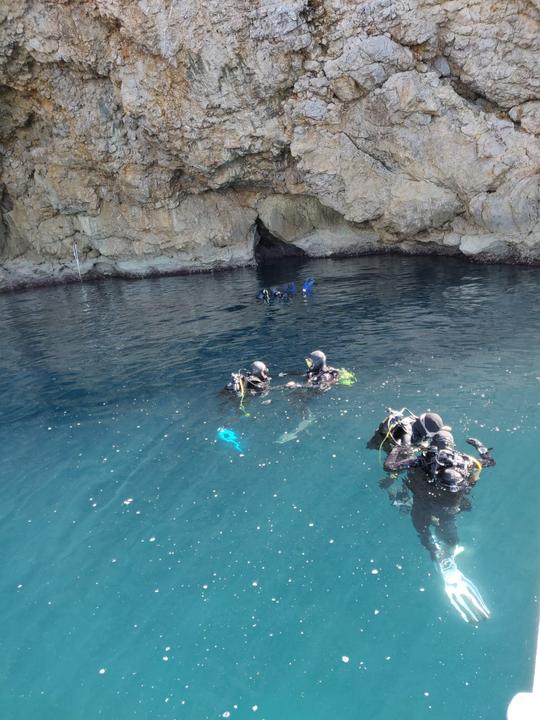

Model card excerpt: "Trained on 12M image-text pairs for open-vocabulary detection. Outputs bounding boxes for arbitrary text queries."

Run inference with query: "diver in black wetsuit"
[305,350,340,389]
[284,350,340,391]
[226,361,271,396]
[383,430,495,560]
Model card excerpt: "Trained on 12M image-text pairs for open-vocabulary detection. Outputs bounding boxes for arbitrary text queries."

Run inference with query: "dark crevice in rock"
[253,218,307,265]
[342,131,395,172]
[446,76,515,122]
[300,0,334,61]
[0,185,13,257]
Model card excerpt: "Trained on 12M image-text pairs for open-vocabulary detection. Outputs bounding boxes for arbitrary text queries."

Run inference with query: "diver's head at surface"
[413,412,448,439]
[251,361,269,380]
[306,350,326,371]
[431,430,455,450]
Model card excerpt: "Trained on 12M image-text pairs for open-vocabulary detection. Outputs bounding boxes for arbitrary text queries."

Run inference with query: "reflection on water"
[0,255,539,720]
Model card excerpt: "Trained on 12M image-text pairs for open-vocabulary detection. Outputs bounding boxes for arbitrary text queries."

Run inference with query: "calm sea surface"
[0,256,538,720]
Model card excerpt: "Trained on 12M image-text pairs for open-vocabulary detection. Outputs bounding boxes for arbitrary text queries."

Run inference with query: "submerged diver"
[226,361,271,396]
[306,350,340,388]
[277,350,354,443]
[381,429,495,623]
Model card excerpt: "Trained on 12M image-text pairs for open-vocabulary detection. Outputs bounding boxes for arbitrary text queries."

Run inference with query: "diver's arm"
[383,445,419,473]
[466,437,496,467]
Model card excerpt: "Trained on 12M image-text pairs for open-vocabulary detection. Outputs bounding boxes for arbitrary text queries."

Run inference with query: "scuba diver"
[256,278,315,304]
[256,283,296,303]
[367,407,450,452]
[226,361,271,396]
[306,350,340,388]
[277,350,355,443]
[285,350,340,391]
[381,429,495,623]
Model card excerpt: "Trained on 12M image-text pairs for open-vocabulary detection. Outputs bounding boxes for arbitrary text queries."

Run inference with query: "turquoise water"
[0,256,538,720]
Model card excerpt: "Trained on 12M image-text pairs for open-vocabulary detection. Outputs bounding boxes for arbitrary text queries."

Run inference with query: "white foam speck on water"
[252,706,258,712]
[98,668,107,675]
[371,569,379,575]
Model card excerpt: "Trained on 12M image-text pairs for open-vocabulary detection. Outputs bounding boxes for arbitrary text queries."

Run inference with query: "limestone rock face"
[1,0,539,289]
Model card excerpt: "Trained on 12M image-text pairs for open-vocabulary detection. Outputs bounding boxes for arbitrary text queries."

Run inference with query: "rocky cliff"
[1,0,539,289]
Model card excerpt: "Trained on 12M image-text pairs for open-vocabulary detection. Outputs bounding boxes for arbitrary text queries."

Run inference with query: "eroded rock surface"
[1,0,539,289]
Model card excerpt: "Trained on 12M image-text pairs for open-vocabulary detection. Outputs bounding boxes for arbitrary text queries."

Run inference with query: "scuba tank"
[227,372,243,394]
[379,407,412,444]
[424,447,470,489]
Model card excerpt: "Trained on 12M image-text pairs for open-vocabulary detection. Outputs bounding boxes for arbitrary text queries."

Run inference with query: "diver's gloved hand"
[439,558,491,624]
[466,437,496,466]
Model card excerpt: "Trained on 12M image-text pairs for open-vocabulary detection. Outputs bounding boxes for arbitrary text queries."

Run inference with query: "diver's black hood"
[431,430,456,450]
[411,412,445,439]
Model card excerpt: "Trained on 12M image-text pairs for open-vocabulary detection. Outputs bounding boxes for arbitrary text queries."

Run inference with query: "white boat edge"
[507,601,540,719]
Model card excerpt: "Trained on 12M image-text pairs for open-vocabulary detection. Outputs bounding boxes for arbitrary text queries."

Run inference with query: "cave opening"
[253,218,307,265]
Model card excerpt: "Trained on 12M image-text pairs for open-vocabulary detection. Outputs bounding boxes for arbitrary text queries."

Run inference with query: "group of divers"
[225,351,495,624]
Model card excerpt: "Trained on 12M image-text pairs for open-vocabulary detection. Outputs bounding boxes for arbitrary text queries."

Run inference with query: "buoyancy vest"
[425,448,472,491]
[307,366,340,386]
